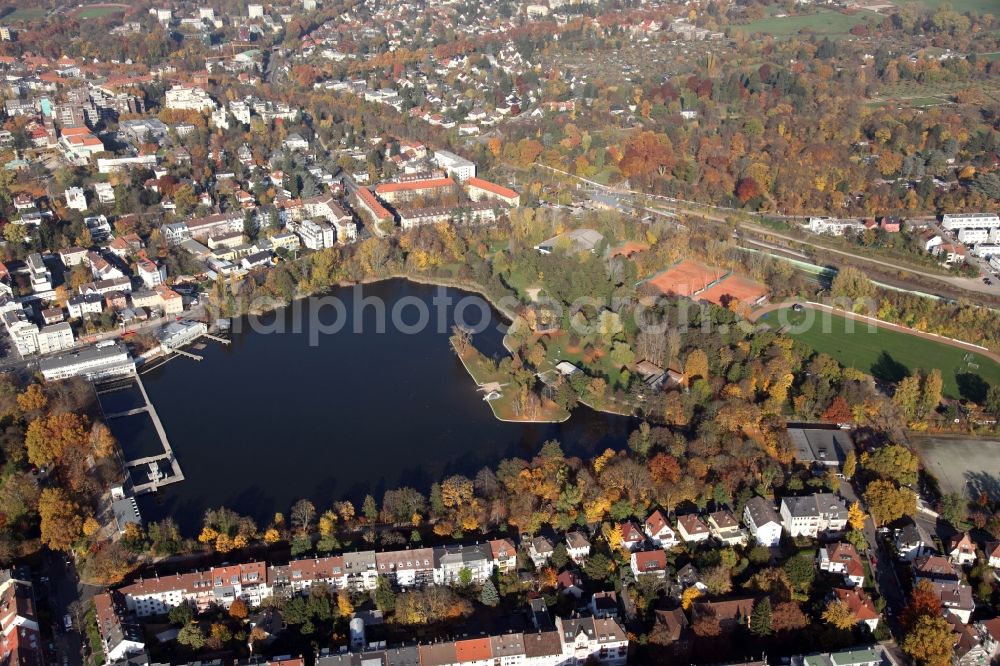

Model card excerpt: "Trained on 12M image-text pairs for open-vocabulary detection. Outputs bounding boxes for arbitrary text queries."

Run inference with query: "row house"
[374,177,456,204]
[490,539,518,573]
[0,569,43,666]
[93,591,145,663]
[375,548,435,587]
[317,617,627,666]
[434,543,492,585]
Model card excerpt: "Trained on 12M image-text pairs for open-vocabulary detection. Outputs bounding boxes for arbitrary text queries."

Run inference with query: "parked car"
[63,614,72,630]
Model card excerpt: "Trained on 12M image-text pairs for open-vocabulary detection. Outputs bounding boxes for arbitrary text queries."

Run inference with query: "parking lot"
[912,435,1000,500]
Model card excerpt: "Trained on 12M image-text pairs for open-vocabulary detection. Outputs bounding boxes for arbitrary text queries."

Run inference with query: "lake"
[135,279,635,533]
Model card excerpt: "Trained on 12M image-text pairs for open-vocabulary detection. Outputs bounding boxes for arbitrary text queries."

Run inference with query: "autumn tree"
[822,600,858,629]
[772,601,809,632]
[38,488,83,551]
[684,349,709,381]
[902,615,954,666]
[229,598,249,620]
[864,479,916,525]
[862,444,919,486]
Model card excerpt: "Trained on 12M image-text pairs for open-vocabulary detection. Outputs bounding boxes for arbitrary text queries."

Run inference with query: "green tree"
[168,602,194,626]
[375,575,396,612]
[480,579,500,607]
[177,624,206,649]
[750,598,772,636]
[783,552,815,594]
[863,444,919,486]
[363,494,379,522]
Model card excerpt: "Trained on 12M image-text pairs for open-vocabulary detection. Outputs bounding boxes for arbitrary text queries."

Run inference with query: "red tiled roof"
[374,177,454,194]
[466,177,518,199]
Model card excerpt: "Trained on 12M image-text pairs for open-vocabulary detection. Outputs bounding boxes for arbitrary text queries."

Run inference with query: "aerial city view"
[0,0,999,664]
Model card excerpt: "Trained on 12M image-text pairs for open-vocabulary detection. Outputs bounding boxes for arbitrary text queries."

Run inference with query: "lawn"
[77,5,125,19]
[895,0,999,14]
[4,7,45,21]
[760,307,1000,401]
[733,9,880,39]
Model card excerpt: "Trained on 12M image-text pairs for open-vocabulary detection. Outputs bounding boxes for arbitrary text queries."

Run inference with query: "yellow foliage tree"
[681,587,702,610]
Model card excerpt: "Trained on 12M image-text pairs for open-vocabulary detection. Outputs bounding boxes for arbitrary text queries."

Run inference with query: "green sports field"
[77,6,125,19]
[733,9,880,39]
[760,308,1000,401]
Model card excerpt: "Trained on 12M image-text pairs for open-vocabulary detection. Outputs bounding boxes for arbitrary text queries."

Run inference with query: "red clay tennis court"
[646,259,726,296]
[697,275,769,307]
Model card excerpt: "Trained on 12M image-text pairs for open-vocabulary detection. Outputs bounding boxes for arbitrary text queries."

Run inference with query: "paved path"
[750,300,1000,364]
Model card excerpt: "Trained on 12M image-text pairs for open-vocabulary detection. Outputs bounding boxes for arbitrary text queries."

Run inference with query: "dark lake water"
[136,279,636,533]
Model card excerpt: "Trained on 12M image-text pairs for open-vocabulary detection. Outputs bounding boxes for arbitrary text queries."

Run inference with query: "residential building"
[690,598,755,635]
[941,213,1000,231]
[527,536,555,568]
[165,86,216,112]
[744,497,783,547]
[895,519,934,562]
[433,149,476,181]
[535,228,604,255]
[293,219,336,250]
[95,182,115,204]
[630,550,667,579]
[36,322,74,354]
[154,285,183,316]
[556,617,628,666]
[466,176,520,207]
[59,246,88,267]
[489,539,518,574]
[565,532,591,564]
[374,177,456,204]
[137,259,165,289]
[65,186,88,211]
[619,521,645,551]
[791,645,890,666]
[374,548,434,588]
[644,510,678,548]
[0,569,43,666]
[93,591,145,663]
[590,591,619,619]
[948,533,977,566]
[913,555,961,583]
[708,510,747,546]
[832,588,879,632]
[780,493,849,538]
[818,543,866,587]
[677,514,711,543]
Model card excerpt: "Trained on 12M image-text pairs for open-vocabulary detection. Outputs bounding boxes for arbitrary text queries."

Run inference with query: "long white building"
[942,213,1000,231]
[39,341,135,381]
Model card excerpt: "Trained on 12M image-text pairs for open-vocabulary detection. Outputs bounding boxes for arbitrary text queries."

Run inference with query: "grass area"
[733,9,879,38]
[762,307,1000,400]
[4,7,45,21]
[895,0,999,14]
[982,52,1000,62]
[77,5,124,18]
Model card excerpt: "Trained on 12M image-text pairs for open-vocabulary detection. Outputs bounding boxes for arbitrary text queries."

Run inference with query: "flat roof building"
[39,341,134,381]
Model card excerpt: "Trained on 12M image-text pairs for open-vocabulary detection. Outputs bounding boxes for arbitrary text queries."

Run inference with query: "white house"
[65,187,87,211]
[644,510,678,549]
[743,497,782,547]
[780,493,849,538]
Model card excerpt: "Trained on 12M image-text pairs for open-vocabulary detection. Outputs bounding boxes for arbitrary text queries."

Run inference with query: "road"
[41,549,102,666]
[740,222,1000,298]
[533,162,1000,303]
[840,480,906,635]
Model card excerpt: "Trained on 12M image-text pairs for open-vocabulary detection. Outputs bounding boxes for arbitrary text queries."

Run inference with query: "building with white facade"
[942,213,1000,231]
[433,149,476,181]
[165,86,216,112]
[743,496,783,547]
[780,493,849,538]
[39,341,134,381]
[65,187,87,211]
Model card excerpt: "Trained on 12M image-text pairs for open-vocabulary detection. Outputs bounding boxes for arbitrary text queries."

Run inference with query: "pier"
[96,373,184,495]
